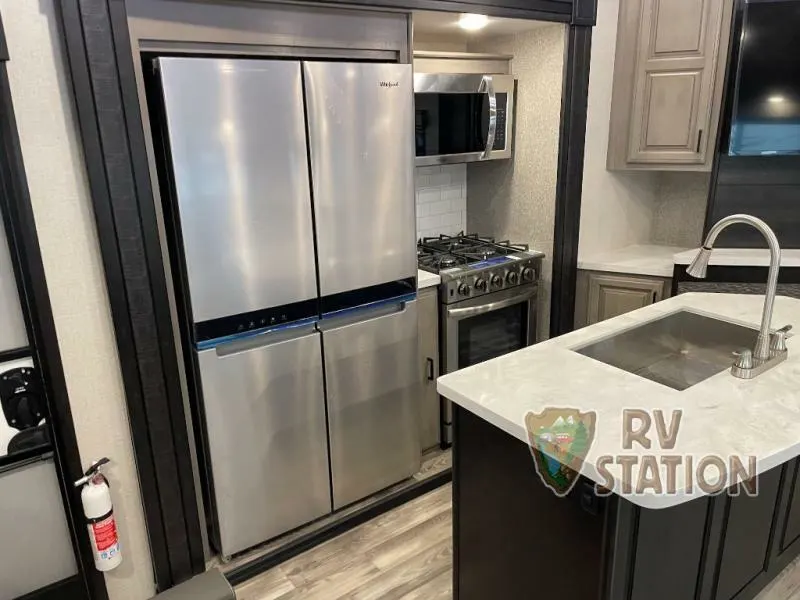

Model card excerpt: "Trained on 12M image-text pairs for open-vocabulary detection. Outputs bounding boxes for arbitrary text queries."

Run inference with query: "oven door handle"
[447,287,535,320]
[479,75,497,160]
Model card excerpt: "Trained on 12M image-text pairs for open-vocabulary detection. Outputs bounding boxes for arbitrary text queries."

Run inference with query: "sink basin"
[574,310,759,390]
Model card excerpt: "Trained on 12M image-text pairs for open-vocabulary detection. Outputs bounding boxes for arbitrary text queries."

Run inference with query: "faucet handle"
[772,325,791,353]
[733,349,754,370]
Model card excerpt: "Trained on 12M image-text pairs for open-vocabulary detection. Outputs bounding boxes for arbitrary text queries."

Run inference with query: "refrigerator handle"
[213,322,318,357]
[318,294,416,331]
[480,75,497,159]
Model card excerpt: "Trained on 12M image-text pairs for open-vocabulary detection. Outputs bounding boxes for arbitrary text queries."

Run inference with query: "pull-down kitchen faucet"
[686,214,789,378]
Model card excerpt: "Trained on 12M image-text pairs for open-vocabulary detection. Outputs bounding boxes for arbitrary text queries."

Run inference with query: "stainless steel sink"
[574,310,759,391]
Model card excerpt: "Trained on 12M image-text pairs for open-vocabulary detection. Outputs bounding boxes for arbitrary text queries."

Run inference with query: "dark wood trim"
[56,0,203,590]
[225,469,453,586]
[550,24,593,337]
[57,0,594,591]
[0,345,31,363]
[14,575,85,600]
[0,13,108,600]
[0,448,53,474]
[572,0,598,25]
[0,13,7,62]
[286,0,573,21]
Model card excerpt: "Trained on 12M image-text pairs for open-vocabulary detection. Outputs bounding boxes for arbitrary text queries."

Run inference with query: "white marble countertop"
[438,293,800,509]
[418,269,440,290]
[578,244,689,278]
[674,248,800,267]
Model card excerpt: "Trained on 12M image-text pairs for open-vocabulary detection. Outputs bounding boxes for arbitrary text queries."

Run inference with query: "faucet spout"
[686,214,781,361]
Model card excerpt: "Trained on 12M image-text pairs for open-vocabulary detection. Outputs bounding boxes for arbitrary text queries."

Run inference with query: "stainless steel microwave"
[414,73,515,166]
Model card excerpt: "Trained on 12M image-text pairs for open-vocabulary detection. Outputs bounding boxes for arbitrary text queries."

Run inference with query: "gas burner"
[418,232,536,274]
[439,256,458,268]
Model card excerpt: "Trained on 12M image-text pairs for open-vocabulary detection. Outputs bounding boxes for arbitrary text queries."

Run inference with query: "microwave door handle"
[479,75,497,160]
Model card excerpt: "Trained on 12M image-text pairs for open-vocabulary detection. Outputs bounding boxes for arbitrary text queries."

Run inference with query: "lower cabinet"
[713,468,782,600]
[417,287,440,451]
[575,270,671,327]
[781,461,800,552]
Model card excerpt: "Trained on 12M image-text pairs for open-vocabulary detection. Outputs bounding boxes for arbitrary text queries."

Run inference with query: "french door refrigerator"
[149,57,420,558]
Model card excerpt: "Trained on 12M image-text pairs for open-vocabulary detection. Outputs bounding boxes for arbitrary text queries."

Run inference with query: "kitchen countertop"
[578,244,688,278]
[438,292,800,509]
[674,248,800,267]
[417,269,440,290]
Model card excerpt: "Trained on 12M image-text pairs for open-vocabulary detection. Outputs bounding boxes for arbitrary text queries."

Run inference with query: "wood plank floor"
[235,482,800,600]
[218,449,451,572]
[235,485,453,600]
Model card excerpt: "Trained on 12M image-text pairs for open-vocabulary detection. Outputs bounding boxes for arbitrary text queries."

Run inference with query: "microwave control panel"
[493,93,508,151]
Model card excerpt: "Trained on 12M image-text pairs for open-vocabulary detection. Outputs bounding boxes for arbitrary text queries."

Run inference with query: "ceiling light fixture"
[768,95,785,103]
[458,13,489,31]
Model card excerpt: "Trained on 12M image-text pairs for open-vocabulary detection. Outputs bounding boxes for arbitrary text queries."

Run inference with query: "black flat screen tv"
[728,0,800,156]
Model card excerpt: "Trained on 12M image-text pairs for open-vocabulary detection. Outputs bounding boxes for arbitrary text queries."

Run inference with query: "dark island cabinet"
[452,405,800,600]
[712,469,782,600]
[781,461,800,552]
[628,499,711,600]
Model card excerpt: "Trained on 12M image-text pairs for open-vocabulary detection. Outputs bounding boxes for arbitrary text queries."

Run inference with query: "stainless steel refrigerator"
[148,57,421,557]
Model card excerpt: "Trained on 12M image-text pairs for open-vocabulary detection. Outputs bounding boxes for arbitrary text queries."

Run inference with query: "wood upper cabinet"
[608,0,734,171]
[575,271,671,327]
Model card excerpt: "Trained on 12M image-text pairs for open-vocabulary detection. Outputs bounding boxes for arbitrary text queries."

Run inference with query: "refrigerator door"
[197,324,331,556]
[320,299,421,509]
[156,57,316,324]
[303,62,416,298]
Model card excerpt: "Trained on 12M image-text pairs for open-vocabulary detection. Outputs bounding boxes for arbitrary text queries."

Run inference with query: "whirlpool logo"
[379,81,400,88]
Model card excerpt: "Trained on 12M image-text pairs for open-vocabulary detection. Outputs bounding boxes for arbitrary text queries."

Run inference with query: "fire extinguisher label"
[91,515,118,552]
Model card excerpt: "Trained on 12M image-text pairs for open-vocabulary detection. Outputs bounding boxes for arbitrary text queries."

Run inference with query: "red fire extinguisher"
[74,457,123,571]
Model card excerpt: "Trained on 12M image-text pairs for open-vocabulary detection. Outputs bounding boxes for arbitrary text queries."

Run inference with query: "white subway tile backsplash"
[417,166,440,177]
[417,188,441,204]
[441,184,464,202]
[415,164,467,238]
[429,199,451,216]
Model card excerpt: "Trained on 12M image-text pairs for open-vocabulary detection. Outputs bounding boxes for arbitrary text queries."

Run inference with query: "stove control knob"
[491,274,503,288]
[474,278,487,291]
[506,271,519,285]
[522,267,535,282]
[458,283,471,296]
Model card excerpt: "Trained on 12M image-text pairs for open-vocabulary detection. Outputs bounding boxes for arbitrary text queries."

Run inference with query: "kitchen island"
[438,293,800,600]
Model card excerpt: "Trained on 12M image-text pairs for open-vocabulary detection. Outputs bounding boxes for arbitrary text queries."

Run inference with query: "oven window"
[458,301,527,369]
[415,92,507,157]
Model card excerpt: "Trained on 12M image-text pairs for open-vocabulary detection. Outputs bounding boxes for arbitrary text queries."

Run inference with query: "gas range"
[418,233,545,304]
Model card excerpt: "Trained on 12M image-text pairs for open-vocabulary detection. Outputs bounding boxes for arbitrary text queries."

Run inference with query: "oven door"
[440,282,537,444]
[414,73,514,166]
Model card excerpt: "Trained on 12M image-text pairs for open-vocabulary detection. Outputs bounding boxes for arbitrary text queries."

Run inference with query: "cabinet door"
[715,468,781,600]
[627,0,727,166]
[417,288,440,451]
[780,460,800,552]
[586,273,665,325]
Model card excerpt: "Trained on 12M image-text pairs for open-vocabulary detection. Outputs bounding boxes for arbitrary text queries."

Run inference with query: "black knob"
[458,283,471,296]
[491,274,503,288]
[475,278,487,291]
[506,271,519,285]
[522,267,535,281]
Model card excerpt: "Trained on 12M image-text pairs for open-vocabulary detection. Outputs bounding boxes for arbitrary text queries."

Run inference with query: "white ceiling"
[412,10,550,40]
